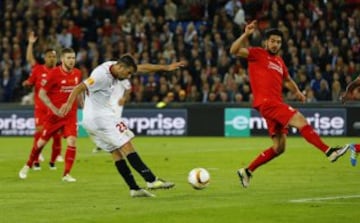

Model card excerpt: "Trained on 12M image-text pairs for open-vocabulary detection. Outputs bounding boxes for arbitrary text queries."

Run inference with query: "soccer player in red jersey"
[22,31,63,170]
[229,20,350,188]
[19,48,82,182]
[341,75,360,166]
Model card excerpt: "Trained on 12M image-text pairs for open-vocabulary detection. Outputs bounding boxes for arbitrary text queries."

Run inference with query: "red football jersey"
[26,63,53,112]
[42,65,82,116]
[247,47,289,107]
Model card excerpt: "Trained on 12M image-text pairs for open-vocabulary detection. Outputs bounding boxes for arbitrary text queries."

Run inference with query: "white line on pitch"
[289,195,360,203]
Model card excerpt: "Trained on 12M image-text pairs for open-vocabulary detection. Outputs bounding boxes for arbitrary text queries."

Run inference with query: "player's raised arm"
[26,31,38,67]
[137,61,185,74]
[229,20,257,58]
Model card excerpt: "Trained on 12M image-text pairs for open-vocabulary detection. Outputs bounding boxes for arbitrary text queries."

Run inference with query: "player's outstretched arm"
[284,76,306,103]
[137,61,185,74]
[59,83,87,117]
[26,31,38,67]
[229,20,256,57]
[341,76,360,104]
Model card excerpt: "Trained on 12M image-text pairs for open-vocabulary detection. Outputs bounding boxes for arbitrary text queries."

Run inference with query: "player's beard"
[267,48,279,55]
[64,63,74,71]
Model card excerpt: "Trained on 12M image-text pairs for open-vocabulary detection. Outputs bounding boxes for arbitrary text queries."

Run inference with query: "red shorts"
[256,101,297,136]
[41,113,77,141]
[34,107,48,127]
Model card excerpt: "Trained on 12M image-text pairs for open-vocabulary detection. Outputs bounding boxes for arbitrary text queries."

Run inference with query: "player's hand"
[167,61,186,71]
[118,97,126,106]
[59,103,71,117]
[340,92,352,104]
[295,91,306,103]
[22,80,31,87]
[244,20,257,36]
[28,31,38,44]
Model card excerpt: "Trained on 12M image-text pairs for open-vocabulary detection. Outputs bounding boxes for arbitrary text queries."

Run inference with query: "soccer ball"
[188,168,210,190]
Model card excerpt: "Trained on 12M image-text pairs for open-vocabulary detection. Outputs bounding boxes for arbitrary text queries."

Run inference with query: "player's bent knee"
[67,136,77,147]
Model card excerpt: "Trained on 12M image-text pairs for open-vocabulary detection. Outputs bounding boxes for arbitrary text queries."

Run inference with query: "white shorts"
[83,116,135,152]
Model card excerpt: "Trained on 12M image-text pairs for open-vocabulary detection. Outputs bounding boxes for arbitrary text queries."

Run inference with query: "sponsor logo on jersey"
[86,78,95,86]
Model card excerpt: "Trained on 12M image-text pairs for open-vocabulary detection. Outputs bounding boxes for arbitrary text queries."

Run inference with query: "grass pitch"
[1,136,359,223]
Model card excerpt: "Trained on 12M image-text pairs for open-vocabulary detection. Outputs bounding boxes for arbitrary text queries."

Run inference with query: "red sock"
[299,124,329,152]
[33,131,41,164]
[354,144,360,153]
[26,143,44,167]
[248,147,279,172]
[50,133,62,163]
[63,146,76,176]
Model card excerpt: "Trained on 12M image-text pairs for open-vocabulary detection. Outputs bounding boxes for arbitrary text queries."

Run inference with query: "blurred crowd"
[0,0,359,104]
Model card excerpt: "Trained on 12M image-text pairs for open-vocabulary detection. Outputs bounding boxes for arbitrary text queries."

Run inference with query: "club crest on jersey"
[86,78,95,85]
[61,80,66,84]
[267,61,283,75]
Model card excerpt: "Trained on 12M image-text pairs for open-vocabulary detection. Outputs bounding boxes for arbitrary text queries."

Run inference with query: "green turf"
[0,136,359,223]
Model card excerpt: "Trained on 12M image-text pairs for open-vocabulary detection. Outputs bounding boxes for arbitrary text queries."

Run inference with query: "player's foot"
[349,144,358,166]
[92,147,102,153]
[130,189,155,197]
[19,165,30,179]
[326,145,350,162]
[39,153,45,162]
[49,162,57,170]
[33,163,41,171]
[62,174,76,182]
[56,155,64,162]
[146,178,175,190]
[237,168,252,188]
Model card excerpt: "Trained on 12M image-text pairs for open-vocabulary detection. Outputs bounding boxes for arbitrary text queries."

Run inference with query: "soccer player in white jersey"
[60,55,183,197]
[91,80,131,153]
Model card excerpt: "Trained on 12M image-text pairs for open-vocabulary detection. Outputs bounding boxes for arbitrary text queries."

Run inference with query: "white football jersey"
[83,61,119,120]
[110,79,131,118]
[81,61,135,152]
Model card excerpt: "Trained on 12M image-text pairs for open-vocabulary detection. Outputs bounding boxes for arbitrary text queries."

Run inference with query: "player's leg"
[19,136,49,179]
[62,117,78,182]
[62,135,77,182]
[120,141,174,190]
[32,129,43,170]
[112,149,155,197]
[49,131,63,170]
[238,132,286,188]
[32,121,45,170]
[289,111,349,162]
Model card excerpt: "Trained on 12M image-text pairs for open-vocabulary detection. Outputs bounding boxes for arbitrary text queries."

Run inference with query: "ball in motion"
[188,168,210,190]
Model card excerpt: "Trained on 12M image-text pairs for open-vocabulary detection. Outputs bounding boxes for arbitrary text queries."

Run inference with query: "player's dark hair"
[60,48,75,56]
[118,54,137,73]
[44,48,56,54]
[264,28,283,40]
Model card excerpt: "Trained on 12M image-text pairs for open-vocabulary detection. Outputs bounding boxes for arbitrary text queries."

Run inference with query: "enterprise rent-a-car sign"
[225,108,346,137]
[122,109,187,136]
[1,109,187,137]
[77,109,188,137]
[0,111,35,136]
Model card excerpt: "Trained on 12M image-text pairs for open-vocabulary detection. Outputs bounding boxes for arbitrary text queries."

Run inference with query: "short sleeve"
[42,68,56,91]
[121,79,131,90]
[247,47,264,61]
[84,71,108,92]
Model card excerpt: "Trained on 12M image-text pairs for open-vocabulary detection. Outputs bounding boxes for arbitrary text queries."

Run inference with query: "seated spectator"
[315,79,331,101]
[0,69,16,102]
